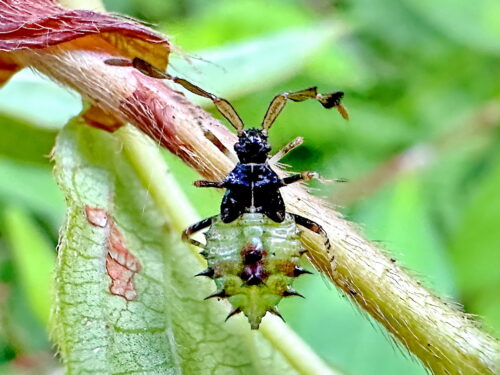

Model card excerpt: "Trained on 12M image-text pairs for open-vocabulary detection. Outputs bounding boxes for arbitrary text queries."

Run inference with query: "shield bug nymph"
[106,57,348,329]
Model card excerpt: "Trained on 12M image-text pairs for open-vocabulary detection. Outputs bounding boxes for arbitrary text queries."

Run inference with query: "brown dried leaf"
[82,105,124,132]
[0,0,169,84]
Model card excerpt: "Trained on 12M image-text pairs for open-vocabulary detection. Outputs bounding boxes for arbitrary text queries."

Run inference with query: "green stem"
[117,125,342,375]
[15,1,499,373]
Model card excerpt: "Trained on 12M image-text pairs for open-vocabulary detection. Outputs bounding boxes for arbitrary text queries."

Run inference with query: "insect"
[106,57,348,329]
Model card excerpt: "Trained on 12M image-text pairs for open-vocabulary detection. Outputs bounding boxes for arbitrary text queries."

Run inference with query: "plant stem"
[10,7,500,375]
[117,125,342,375]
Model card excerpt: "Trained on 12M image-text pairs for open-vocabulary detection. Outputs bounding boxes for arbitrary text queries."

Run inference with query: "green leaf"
[450,152,500,332]
[0,69,82,129]
[404,0,500,54]
[284,276,428,375]
[164,0,312,50]
[0,225,52,356]
[285,174,454,375]
[3,205,55,326]
[0,157,64,228]
[355,174,456,296]
[0,113,57,165]
[170,24,345,103]
[51,118,322,375]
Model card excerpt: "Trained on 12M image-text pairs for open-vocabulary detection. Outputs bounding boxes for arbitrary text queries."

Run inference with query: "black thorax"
[219,128,286,223]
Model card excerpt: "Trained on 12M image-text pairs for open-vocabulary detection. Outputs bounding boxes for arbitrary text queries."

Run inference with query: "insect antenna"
[105,57,245,132]
[261,87,348,131]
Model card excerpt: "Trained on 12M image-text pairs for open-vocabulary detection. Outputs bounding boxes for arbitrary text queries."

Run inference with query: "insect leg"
[193,180,224,188]
[290,213,331,250]
[105,57,244,131]
[261,87,348,131]
[182,216,217,248]
[282,171,319,185]
[269,137,303,164]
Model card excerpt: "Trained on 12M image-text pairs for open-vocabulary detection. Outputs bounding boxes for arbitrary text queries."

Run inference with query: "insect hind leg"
[290,213,331,250]
[182,216,217,248]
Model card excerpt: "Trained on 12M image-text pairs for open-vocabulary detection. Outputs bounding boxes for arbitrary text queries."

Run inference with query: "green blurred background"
[0,0,499,373]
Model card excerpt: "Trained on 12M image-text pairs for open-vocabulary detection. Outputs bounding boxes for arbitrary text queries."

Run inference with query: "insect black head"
[234,128,271,163]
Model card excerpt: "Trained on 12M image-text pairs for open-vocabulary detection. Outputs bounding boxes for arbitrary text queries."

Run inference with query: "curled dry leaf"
[0,0,169,131]
[0,0,169,85]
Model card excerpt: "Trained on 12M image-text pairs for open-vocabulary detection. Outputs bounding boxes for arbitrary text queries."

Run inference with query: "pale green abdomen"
[204,213,304,329]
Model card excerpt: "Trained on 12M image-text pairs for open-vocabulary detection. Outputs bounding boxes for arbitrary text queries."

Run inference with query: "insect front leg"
[182,216,217,248]
[282,171,320,185]
[193,180,225,188]
[261,87,348,131]
[290,213,331,250]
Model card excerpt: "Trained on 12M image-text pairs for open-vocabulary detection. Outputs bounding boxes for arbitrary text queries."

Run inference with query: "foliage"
[0,0,499,374]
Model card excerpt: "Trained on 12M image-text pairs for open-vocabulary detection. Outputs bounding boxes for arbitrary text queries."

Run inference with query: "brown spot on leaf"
[85,206,108,228]
[85,205,141,301]
[106,222,141,301]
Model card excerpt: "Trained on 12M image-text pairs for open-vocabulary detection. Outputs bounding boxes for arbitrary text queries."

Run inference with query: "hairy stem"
[11,27,500,375]
[117,126,342,375]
